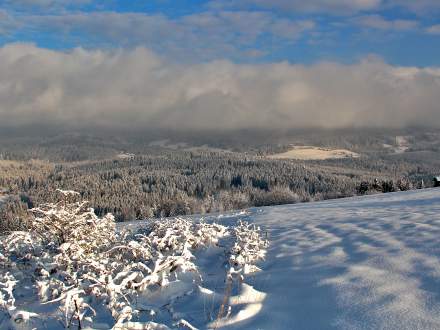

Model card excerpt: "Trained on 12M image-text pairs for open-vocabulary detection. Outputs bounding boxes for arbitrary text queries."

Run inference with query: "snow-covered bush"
[229,221,268,276]
[0,190,267,329]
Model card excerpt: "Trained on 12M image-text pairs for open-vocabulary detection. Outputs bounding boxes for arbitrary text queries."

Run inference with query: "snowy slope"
[207,188,440,329]
[2,188,440,329]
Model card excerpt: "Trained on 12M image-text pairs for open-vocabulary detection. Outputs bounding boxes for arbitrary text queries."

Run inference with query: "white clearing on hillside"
[117,153,136,160]
[383,136,411,154]
[395,136,410,153]
[268,146,360,160]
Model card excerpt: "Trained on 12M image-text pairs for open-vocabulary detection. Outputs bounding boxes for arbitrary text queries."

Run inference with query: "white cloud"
[3,0,91,9]
[270,19,316,41]
[426,24,440,35]
[7,11,314,61]
[263,0,381,13]
[386,0,440,14]
[1,44,439,131]
[212,0,440,15]
[210,0,382,14]
[0,10,21,36]
[353,15,419,30]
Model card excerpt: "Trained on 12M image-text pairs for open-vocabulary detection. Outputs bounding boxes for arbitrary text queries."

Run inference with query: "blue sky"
[1,0,439,66]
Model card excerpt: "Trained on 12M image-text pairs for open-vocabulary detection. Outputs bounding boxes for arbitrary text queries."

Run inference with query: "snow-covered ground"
[208,188,440,329]
[2,188,440,329]
[0,193,267,329]
[383,135,411,154]
[267,146,359,160]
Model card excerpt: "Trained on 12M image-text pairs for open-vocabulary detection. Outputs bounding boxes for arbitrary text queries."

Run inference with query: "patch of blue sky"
[0,0,438,65]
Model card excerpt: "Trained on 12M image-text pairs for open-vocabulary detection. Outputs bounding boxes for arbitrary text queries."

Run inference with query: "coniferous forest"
[1,128,439,225]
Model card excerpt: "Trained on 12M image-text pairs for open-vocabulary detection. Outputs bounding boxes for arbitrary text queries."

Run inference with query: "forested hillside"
[1,129,439,223]
[0,152,435,223]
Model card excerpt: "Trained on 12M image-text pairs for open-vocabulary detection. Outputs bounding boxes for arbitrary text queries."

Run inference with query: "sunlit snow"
[2,188,440,329]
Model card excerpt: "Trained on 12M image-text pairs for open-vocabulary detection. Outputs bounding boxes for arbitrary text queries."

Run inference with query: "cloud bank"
[1,43,439,132]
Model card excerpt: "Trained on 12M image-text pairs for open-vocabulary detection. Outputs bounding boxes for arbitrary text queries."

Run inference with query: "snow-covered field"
[383,135,411,154]
[213,188,440,329]
[267,146,360,160]
[2,188,440,329]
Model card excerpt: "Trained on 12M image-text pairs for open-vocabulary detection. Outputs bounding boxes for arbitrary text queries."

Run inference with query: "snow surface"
[267,146,359,160]
[3,188,440,329]
[383,136,410,154]
[0,197,267,329]
[203,188,440,329]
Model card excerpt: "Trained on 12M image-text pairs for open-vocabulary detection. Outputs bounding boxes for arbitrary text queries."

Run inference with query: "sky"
[0,0,439,131]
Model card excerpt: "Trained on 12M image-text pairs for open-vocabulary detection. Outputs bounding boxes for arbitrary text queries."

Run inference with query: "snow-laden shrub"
[0,190,267,329]
[229,220,268,276]
[29,190,116,248]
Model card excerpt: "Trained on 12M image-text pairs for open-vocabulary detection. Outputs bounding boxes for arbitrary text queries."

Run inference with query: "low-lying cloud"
[1,43,439,132]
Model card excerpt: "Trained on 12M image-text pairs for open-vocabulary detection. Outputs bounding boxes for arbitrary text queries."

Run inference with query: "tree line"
[1,150,435,223]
